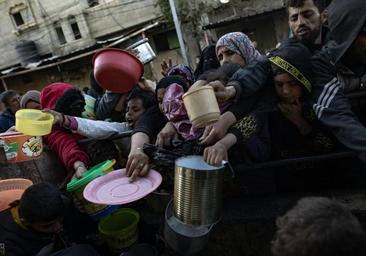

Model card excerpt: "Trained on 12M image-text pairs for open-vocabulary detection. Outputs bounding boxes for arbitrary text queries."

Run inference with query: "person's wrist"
[73,161,85,170]
[131,147,144,155]
[220,112,236,130]
[227,86,236,100]
[216,141,229,151]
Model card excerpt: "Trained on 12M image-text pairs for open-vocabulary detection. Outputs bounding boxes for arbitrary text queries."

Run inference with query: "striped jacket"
[311,41,366,162]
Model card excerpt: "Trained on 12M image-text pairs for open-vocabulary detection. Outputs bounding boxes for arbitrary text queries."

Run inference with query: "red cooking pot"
[92,48,144,93]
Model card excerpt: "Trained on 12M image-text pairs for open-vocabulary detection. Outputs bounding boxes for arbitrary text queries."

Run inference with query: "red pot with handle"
[92,48,144,93]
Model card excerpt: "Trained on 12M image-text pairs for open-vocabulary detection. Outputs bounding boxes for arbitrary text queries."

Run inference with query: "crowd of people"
[1,0,366,254]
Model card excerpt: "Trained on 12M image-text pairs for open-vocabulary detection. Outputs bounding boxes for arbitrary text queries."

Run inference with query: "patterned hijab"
[166,64,195,86]
[216,32,261,65]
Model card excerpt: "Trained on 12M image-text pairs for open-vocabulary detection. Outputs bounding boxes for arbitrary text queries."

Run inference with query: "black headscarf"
[194,45,220,80]
[268,40,313,93]
[155,75,189,95]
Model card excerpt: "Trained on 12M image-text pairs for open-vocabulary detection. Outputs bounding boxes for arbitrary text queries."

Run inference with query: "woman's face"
[274,73,304,103]
[217,46,246,67]
[157,88,166,113]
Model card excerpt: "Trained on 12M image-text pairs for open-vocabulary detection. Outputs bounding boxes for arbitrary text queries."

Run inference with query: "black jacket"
[311,0,366,162]
[227,57,275,121]
[0,109,15,133]
[0,208,53,256]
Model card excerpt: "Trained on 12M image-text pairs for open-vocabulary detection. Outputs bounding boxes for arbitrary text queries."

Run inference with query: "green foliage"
[155,0,173,22]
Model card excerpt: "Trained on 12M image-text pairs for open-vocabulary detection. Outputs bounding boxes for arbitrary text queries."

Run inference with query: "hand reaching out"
[161,58,173,76]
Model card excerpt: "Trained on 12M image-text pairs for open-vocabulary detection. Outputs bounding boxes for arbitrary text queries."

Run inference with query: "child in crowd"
[41,83,89,179]
[125,86,156,129]
[47,86,155,166]
[49,86,155,138]
[0,182,99,256]
[272,197,366,256]
[0,90,20,132]
[20,90,41,109]
[162,64,241,142]
[165,64,195,87]
[204,40,335,166]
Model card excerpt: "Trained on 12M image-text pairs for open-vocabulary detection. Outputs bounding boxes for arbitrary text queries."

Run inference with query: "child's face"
[125,98,145,128]
[157,88,166,113]
[7,94,21,112]
[27,217,63,234]
[274,73,304,103]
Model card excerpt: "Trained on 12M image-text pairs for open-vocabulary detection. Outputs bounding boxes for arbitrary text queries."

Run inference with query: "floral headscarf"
[166,64,195,86]
[216,32,261,65]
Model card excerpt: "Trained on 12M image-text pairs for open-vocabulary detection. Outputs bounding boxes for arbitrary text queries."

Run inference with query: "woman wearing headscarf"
[166,64,195,87]
[215,32,261,67]
[200,32,271,146]
[192,32,266,146]
[194,45,220,80]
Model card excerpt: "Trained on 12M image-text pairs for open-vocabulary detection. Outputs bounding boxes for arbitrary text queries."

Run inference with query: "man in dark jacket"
[311,0,366,162]
[0,90,20,133]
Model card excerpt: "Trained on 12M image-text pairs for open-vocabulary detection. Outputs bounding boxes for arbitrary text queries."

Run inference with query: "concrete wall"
[0,0,161,70]
[213,10,288,54]
[85,0,160,39]
[3,56,92,94]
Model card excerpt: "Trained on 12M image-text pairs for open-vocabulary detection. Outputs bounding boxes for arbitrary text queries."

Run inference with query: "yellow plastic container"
[16,109,54,136]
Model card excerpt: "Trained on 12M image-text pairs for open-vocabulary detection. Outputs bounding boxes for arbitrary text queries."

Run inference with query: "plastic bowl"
[0,178,33,211]
[92,48,144,93]
[99,208,140,250]
[183,85,220,128]
[16,109,54,136]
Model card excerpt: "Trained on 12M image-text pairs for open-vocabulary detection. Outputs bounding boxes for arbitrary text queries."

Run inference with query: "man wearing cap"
[312,0,366,162]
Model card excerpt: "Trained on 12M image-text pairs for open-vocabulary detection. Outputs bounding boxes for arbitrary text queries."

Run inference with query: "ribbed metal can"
[173,156,225,225]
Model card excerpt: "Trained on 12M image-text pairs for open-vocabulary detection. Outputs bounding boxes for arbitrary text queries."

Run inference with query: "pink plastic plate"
[83,169,162,205]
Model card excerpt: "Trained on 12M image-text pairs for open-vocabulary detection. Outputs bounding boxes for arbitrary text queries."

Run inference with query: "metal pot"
[164,200,213,255]
[146,191,172,213]
[174,156,225,225]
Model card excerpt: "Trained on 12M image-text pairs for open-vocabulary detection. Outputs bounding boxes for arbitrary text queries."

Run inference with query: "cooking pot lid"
[175,155,224,171]
[83,168,162,205]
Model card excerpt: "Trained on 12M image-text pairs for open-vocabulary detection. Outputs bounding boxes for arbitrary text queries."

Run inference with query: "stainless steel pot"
[164,200,213,255]
[174,156,225,225]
